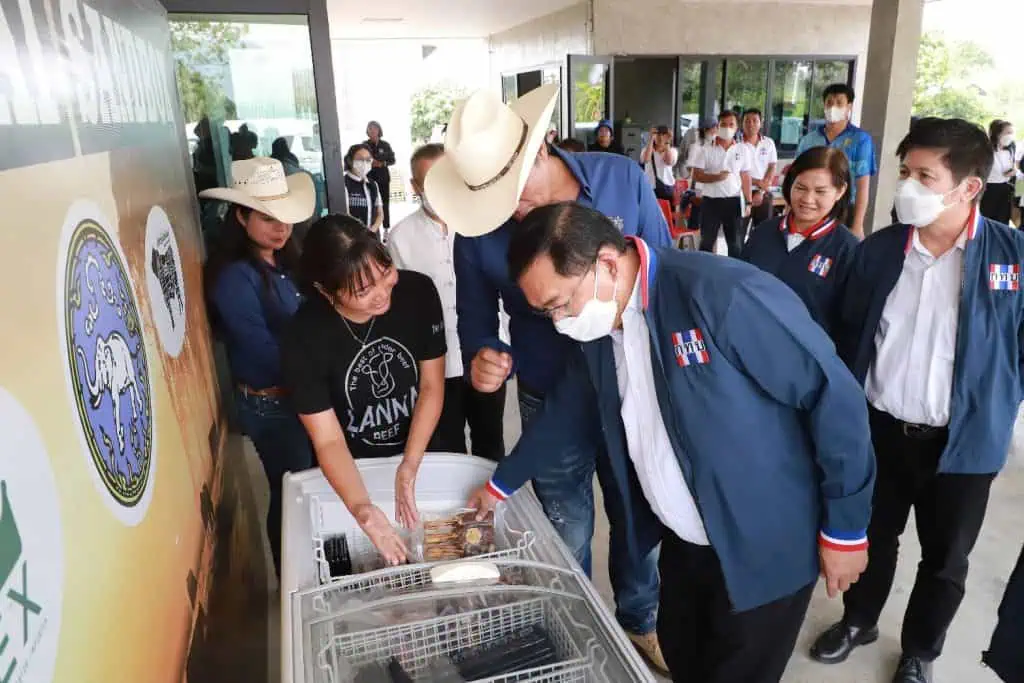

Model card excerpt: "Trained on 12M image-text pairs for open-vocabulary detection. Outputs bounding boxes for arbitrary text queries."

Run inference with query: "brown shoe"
[627,631,669,674]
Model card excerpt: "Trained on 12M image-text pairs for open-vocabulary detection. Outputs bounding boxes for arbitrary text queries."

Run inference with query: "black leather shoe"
[892,655,932,683]
[809,621,880,664]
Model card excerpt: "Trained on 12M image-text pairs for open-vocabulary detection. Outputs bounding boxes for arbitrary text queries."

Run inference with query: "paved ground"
[222,382,1023,683]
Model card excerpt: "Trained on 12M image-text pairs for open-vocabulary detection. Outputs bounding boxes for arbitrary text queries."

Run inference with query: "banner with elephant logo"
[0,0,232,680]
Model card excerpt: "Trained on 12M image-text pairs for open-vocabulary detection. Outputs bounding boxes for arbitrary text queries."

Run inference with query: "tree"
[913,32,994,126]
[409,84,466,143]
[170,21,247,123]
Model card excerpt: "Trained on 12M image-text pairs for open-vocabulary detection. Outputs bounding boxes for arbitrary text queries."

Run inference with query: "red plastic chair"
[658,199,680,238]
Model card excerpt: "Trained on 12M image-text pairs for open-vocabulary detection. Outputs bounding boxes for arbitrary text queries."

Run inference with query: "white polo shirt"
[741,136,778,182]
[691,140,750,199]
[387,207,462,378]
[645,147,680,188]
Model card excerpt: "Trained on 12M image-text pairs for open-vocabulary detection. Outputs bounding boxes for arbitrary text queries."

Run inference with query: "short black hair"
[410,143,444,178]
[300,214,393,299]
[896,117,993,187]
[557,137,586,153]
[742,108,763,121]
[508,202,627,281]
[345,143,370,171]
[782,147,852,223]
[719,110,739,125]
[366,120,383,137]
[822,83,855,104]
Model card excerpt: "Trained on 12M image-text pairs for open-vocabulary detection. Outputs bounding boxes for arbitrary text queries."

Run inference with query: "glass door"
[169,14,329,244]
[566,55,614,149]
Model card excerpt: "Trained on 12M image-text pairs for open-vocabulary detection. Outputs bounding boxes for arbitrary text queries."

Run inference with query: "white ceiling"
[326,0,872,40]
[326,0,581,39]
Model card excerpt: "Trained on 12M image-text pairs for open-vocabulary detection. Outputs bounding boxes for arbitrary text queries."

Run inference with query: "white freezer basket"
[281,456,655,683]
[298,584,625,683]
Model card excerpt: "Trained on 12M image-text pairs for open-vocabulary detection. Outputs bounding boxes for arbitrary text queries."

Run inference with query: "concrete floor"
[234,381,1023,683]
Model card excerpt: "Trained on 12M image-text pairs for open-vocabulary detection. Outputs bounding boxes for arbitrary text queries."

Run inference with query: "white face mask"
[894,177,958,227]
[716,127,736,142]
[1000,134,1015,149]
[825,106,848,124]
[353,159,372,178]
[554,263,619,343]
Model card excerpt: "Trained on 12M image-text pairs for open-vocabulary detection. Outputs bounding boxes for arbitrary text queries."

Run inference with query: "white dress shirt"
[611,272,709,545]
[691,140,749,198]
[988,148,1017,185]
[741,136,779,182]
[865,228,967,426]
[387,207,462,378]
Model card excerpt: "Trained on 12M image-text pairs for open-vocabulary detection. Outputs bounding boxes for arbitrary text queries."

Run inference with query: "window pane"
[724,60,769,117]
[678,61,702,140]
[543,66,562,134]
[170,15,328,229]
[571,60,609,145]
[771,60,812,153]
[810,60,852,121]
[501,75,517,103]
[712,61,724,118]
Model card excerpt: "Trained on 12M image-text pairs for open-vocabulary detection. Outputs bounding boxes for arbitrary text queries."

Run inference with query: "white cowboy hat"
[424,83,559,237]
[199,157,315,224]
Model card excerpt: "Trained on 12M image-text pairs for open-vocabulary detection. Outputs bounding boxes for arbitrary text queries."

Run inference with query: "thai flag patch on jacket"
[672,329,710,367]
[808,254,833,278]
[989,264,1021,291]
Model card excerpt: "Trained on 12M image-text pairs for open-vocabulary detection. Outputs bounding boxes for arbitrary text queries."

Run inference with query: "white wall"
[487,3,590,89]
[593,1,872,120]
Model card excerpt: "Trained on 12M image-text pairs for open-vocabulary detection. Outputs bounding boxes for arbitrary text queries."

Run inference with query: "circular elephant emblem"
[60,202,154,522]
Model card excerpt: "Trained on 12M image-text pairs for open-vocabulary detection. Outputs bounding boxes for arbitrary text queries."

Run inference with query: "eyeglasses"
[531,268,592,319]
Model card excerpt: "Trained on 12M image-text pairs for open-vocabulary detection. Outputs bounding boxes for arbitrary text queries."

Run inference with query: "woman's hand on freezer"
[352,502,407,565]
[466,485,500,521]
[395,459,420,528]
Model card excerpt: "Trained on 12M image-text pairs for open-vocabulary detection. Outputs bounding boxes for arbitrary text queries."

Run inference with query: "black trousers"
[657,531,814,683]
[699,196,744,257]
[843,407,995,661]
[431,377,506,461]
[981,182,1014,225]
[984,544,1024,682]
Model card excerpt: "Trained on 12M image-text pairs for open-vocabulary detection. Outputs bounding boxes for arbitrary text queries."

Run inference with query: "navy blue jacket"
[741,216,858,337]
[211,260,303,389]
[454,148,672,393]
[836,212,1024,474]
[486,239,875,612]
[984,543,1024,682]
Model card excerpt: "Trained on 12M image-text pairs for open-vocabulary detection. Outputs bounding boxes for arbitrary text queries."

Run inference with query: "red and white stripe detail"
[485,479,511,501]
[781,214,838,241]
[819,531,869,552]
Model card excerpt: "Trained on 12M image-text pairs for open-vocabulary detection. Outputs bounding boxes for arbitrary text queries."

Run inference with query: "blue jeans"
[235,389,314,574]
[519,386,659,635]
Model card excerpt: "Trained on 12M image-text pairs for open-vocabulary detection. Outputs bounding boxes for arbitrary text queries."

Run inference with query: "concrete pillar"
[860,0,925,233]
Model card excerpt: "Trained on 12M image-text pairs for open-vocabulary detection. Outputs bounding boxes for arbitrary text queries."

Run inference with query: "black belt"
[870,406,948,441]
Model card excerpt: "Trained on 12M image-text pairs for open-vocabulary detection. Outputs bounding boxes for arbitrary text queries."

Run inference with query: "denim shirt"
[454,147,673,393]
[211,259,303,389]
[797,123,877,201]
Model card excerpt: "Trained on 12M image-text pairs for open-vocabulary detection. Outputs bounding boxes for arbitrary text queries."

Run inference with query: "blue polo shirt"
[454,147,672,394]
[797,123,877,202]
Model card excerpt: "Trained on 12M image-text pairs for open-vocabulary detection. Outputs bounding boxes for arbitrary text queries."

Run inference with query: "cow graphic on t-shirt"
[344,337,419,447]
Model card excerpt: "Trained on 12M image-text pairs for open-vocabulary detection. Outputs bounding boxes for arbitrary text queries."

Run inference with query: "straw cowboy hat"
[199,157,315,224]
[424,83,559,236]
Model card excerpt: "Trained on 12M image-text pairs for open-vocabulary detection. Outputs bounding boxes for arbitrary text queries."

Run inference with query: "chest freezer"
[280,454,656,683]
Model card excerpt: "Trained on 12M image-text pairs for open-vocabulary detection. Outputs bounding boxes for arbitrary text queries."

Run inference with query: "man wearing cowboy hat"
[425,84,673,670]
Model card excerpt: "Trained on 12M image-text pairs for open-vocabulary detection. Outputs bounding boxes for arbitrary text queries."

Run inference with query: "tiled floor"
[226,383,1023,683]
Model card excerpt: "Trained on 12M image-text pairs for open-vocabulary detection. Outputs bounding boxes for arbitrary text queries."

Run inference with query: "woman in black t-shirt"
[281,215,446,564]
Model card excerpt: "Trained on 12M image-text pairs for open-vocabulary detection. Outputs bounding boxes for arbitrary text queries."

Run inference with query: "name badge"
[808,254,833,278]
[672,329,710,367]
[989,264,1020,291]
